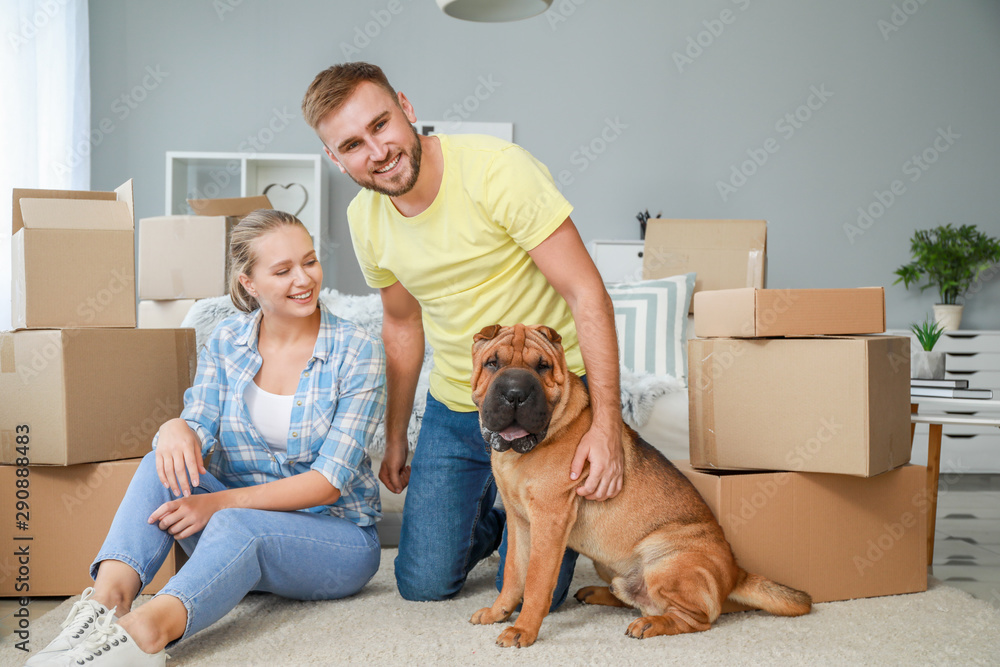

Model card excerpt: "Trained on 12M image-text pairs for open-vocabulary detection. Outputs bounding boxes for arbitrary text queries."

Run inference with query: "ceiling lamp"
[436,0,553,22]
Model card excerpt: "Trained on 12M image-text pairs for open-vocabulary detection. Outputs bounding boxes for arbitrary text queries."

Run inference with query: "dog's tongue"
[499,425,530,441]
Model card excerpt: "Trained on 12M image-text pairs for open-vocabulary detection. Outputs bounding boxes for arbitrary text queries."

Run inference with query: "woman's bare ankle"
[92,559,142,615]
[118,595,187,654]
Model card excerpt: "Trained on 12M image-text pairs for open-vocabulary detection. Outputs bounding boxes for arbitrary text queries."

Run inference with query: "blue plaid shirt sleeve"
[174,326,227,456]
[310,330,387,494]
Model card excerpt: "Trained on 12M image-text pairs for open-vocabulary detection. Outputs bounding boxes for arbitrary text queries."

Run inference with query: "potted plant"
[910,318,946,380]
[894,224,1000,330]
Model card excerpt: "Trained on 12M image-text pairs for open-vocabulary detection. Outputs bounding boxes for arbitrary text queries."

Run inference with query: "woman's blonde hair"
[228,209,311,313]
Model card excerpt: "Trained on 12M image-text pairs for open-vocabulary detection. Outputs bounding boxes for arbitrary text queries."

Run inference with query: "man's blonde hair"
[302,61,397,133]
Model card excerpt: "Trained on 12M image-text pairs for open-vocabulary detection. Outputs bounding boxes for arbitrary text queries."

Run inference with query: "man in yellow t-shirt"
[302,62,623,607]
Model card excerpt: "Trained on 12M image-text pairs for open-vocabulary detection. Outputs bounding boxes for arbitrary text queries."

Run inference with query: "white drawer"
[945,352,1000,373]
[939,331,1000,354]
[941,433,1000,473]
[590,240,644,284]
[942,424,1000,437]
[914,424,1000,438]
[911,431,1000,473]
[945,369,1000,390]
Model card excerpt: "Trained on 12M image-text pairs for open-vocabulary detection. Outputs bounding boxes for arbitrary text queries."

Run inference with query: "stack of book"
[911,378,994,399]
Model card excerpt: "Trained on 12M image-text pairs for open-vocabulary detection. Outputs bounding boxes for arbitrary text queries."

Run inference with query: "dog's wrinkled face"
[471,324,568,454]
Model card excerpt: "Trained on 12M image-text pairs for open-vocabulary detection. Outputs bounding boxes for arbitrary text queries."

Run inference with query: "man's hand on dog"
[571,421,624,500]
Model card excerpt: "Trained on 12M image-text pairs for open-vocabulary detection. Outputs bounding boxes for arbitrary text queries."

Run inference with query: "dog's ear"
[535,326,562,346]
[474,324,503,343]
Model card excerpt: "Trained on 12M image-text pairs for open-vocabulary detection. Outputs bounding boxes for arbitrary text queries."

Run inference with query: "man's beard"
[347,123,423,197]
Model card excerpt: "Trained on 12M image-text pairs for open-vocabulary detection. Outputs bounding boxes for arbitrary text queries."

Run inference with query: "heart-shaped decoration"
[262,182,309,217]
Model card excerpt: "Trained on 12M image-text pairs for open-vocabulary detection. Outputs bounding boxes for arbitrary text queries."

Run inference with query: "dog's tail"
[727,569,812,616]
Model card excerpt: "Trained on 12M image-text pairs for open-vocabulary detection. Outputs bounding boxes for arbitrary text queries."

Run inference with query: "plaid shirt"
[155,303,386,526]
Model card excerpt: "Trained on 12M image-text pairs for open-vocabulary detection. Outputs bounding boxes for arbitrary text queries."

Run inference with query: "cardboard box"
[138,299,198,329]
[694,287,886,338]
[187,194,271,225]
[675,461,928,604]
[138,216,231,299]
[688,335,911,476]
[0,459,178,596]
[11,181,136,329]
[0,328,196,465]
[642,219,766,312]
[134,194,271,300]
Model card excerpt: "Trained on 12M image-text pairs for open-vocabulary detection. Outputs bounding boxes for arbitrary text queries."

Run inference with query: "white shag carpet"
[5,551,999,667]
[181,290,685,455]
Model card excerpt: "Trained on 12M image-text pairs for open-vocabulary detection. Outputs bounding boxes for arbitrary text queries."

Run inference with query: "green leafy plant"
[894,224,1000,305]
[910,318,945,351]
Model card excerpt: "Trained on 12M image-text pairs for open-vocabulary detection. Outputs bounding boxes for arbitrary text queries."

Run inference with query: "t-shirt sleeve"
[485,145,574,252]
[347,196,399,289]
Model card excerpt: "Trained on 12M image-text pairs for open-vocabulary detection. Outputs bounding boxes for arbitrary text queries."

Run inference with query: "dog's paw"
[574,586,598,603]
[626,616,665,639]
[575,585,630,608]
[496,625,537,648]
[471,606,508,625]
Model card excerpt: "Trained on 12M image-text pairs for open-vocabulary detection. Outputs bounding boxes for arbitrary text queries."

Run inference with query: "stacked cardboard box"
[682,286,924,605]
[642,219,767,313]
[3,182,196,596]
[136,195,269,328]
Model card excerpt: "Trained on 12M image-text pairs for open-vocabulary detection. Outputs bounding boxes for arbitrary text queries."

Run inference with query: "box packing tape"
[1,430,16,462]
[171,268,186,298]
[746,249,765,288]
[171,222,186,243]
[1,335,13,373]
[691,341,718,467]
[2,336,20,460]
[12,234,26,325]
[175,329,196,388]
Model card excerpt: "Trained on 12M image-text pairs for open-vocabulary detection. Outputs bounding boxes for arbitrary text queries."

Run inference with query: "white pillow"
[605,273,695,383]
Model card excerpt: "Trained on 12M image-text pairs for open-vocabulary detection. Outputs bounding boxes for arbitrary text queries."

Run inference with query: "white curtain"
[0,0,89,329]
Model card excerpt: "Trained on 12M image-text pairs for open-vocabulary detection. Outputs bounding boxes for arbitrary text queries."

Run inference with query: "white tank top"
[243,381,294,458]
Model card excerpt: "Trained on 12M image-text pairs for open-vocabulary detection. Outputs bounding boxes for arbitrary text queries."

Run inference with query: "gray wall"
[89,0,1000,329]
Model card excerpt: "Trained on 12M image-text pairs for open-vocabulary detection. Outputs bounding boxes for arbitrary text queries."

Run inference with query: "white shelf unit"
[589,239,645,284]
[892,328,1000,473]
[165,152,329,252]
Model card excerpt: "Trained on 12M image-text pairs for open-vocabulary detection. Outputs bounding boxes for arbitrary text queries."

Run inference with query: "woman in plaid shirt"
[28,210,386,667]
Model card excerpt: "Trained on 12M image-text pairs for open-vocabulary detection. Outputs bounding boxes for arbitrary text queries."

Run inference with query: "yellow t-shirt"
[347,133,583,412]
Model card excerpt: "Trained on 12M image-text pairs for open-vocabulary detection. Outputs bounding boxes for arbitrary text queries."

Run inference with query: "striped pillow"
[606,273,695,383]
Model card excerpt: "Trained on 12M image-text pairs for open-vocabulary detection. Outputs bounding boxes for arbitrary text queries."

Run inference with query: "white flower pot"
[933,304,963,331]
[911,350,946,380]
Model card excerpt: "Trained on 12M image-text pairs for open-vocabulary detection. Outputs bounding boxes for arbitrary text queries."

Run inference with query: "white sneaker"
[25,588,115,665]
[42,612,165,666]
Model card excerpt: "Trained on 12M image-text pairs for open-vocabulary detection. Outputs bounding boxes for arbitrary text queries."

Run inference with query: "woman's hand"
[148,493,224,540]
[155,418,208,497]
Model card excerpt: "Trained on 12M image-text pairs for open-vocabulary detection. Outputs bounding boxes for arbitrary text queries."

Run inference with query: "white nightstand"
[910,397,1000,564]
[589,240,644,284]
[893,329,1000,473]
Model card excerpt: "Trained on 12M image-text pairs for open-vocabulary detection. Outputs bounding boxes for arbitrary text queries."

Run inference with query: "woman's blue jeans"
[394,393,579,609]
[91,452,381,645]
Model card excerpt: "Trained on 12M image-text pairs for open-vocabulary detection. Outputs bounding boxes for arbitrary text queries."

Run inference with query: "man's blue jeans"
[394,393,579,609]
[91,452,381,645]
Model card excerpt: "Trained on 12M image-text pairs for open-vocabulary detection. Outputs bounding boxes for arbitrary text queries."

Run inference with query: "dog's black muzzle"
[480,368,550,454]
